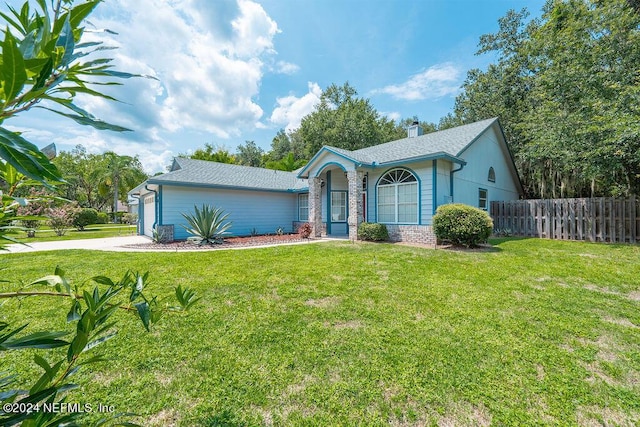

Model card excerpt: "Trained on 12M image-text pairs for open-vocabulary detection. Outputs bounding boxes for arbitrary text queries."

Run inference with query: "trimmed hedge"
[73,208,99,231]
[358,222,389,242]
[432,203,493,247]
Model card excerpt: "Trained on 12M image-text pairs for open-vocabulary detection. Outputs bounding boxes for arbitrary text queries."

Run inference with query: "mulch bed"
[124,233,308,251]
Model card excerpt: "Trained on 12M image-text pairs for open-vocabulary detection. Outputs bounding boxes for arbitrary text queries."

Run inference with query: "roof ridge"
[351,117,497,155]
[175,157,299,175]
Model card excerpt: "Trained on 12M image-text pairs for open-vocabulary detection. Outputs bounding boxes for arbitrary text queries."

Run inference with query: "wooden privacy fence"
[490,197,640,243]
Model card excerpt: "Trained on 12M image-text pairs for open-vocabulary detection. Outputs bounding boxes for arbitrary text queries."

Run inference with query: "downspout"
[145,185,158,232]
[432,160,437,217]
[326,171,332,235]
[449,163,465,203]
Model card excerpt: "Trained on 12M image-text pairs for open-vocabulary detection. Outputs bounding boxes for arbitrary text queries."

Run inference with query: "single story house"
[129,117,523,243]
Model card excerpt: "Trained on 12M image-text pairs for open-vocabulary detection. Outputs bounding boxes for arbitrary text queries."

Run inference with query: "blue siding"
[161,186,297,239]
[454,127,520,207]
[365,160,434,225]
[436,159,452,207]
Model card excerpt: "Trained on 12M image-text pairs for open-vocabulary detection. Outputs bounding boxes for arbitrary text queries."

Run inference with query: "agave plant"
[181,204,232,244]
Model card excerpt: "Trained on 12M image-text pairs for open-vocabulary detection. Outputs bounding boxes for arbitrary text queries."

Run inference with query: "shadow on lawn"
[202,410,245,427]
[439,243,503,253]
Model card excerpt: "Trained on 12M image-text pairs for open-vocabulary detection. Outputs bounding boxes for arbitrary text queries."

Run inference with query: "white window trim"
[376,169,419,224]
[298,193,309,222]
[330,191,347,223]
[479,188,488,211]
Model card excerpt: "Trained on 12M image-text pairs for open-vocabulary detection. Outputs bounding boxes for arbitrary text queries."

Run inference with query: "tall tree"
[266,129,307,164]
[451,0,640,197]
[297,82,406,157]
[236,141,264,167]
[99,152,147,220]
[269,129,292,161]
[53,145,110,209]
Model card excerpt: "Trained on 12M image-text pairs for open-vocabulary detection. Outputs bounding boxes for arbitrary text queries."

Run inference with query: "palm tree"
[265,152,307,172]
[99,152,147,222]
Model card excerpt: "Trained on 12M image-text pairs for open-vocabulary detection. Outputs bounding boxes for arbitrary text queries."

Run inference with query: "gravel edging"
[122,234,312,251]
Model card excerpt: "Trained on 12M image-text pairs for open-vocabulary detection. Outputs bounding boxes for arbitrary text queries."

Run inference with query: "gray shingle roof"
[129,118,504,195]
[147,158,307,191]
[348,117,497,164]
[297,118,499,177]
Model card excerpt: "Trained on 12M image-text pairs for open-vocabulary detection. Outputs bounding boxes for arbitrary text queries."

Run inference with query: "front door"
[329,191,348,235]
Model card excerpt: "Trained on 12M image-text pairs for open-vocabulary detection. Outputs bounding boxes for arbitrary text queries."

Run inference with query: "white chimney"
[407,120,423,138]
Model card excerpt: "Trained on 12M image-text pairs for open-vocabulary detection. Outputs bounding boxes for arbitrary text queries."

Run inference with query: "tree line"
[51,146,147,214]
[189,0,639,199]
[446,0,640,198]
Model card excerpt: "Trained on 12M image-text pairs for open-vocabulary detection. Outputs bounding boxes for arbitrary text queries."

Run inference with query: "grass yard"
[1,238,639,426]
[13,223,137,242]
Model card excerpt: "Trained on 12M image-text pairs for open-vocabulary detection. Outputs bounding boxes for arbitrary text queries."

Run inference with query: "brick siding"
[385,224,437,245]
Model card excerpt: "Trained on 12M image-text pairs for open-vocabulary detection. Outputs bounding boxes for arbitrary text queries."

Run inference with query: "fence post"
[598,198,604,242]
[548,199,553,239]
[631,195,637,243]
[577,198,584,241]
[609,198,615,243]
[620,198,626,243]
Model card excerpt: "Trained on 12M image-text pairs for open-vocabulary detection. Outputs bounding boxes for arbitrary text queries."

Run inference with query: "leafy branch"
[0,0,153,183]
[0,267,199,426]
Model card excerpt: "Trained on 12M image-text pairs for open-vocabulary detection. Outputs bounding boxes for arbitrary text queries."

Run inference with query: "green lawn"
[13,223,137,242]
[1,239,639,426]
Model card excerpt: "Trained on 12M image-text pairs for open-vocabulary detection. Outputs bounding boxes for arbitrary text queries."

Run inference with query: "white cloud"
[270,82,322,132]
[381,111,402,122]
[2,0,294,173]
[274,60,300,75]
[374,63,462,101]
[231,0,280,57]
[78,0,282,139]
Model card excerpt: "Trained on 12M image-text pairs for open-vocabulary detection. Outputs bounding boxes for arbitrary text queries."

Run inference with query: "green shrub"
[358,222,389,241]
[432,203,493,247]
[96,212,109,224]
[73,208,99,230]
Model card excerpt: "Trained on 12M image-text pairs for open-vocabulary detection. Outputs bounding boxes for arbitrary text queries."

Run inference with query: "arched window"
[377,168,418,224]
[488,167,496,182]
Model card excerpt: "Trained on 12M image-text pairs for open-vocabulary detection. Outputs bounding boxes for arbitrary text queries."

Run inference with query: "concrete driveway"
[2,235,151,254]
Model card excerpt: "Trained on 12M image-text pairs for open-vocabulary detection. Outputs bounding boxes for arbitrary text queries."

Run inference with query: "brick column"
[309,177,323,238]
[347,170,364,241]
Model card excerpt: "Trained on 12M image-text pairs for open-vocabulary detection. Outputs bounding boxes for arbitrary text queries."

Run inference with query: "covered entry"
[297,150,365,240]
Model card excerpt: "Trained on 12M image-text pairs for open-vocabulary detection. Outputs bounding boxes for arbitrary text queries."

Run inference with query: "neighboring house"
[115,200,129,213]
[129,117,523,243]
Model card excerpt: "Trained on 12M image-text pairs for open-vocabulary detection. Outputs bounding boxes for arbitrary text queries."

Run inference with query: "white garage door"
[143,195,155,237]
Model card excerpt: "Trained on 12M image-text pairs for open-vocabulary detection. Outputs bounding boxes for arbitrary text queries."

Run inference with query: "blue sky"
[7,0,545,174]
